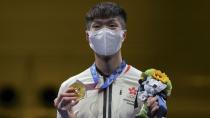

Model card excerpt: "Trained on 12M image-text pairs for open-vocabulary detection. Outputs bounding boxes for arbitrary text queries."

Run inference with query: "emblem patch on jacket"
[123,87,137,105]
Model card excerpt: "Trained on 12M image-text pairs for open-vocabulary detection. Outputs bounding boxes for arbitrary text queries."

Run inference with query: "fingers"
[151,105,159,116]
[54,88,79,109]
[151,100,158,110]
[62,97,78,103]
[147,96,157,106]
[147,96,159,116]
[54,93,77,108]
[70,99,79,106]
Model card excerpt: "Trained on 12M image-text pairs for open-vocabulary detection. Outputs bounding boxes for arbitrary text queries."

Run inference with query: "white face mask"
[87,28,125,56]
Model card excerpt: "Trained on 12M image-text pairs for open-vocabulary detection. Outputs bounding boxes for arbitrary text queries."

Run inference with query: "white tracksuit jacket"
[57,64,143,118]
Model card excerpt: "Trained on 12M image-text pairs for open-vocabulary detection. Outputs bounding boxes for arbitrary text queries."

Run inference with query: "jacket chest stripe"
[103,77,107,118]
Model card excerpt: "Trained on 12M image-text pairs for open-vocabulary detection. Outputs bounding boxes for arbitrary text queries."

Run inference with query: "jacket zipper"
[103,76,107,118]
[103,76,112,118]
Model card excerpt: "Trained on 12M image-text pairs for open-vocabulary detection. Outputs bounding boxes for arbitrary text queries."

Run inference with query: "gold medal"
[70,80,86,99]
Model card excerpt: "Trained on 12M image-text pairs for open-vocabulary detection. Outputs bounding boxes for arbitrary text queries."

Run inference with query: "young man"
[54,2,162,118]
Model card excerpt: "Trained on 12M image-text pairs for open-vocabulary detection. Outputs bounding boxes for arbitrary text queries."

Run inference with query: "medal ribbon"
[90,60,126,89]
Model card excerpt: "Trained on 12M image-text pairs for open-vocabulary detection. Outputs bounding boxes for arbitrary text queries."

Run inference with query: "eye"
[109,24,117,28]
[110,24,115,27]
[92,24,101,29]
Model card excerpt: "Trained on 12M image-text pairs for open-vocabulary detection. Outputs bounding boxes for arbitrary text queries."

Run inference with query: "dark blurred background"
[0,0,209,118]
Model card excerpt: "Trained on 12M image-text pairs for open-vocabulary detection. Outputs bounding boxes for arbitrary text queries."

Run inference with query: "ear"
[85,31,90,42]
[123,30,127,41]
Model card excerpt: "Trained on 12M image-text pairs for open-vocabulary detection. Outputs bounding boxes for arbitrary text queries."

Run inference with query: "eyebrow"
[93,18,117,24]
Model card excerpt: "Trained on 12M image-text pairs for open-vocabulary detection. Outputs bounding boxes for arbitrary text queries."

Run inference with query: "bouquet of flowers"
[135,69,172,118]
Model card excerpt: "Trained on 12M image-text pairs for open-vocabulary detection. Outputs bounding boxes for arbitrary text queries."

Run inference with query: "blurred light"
[39,86,57,108]
[0,86,18,108]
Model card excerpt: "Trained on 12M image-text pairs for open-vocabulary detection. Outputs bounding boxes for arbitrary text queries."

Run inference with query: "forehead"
[92,17,120,24]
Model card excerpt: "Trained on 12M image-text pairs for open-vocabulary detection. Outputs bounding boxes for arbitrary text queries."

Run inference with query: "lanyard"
[90,60,126,89]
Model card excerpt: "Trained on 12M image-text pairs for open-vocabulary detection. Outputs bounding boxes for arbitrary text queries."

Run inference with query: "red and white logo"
[128,87,137,96]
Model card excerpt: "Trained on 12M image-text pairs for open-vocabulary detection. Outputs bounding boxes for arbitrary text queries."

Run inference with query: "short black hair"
[85,2,127,30]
